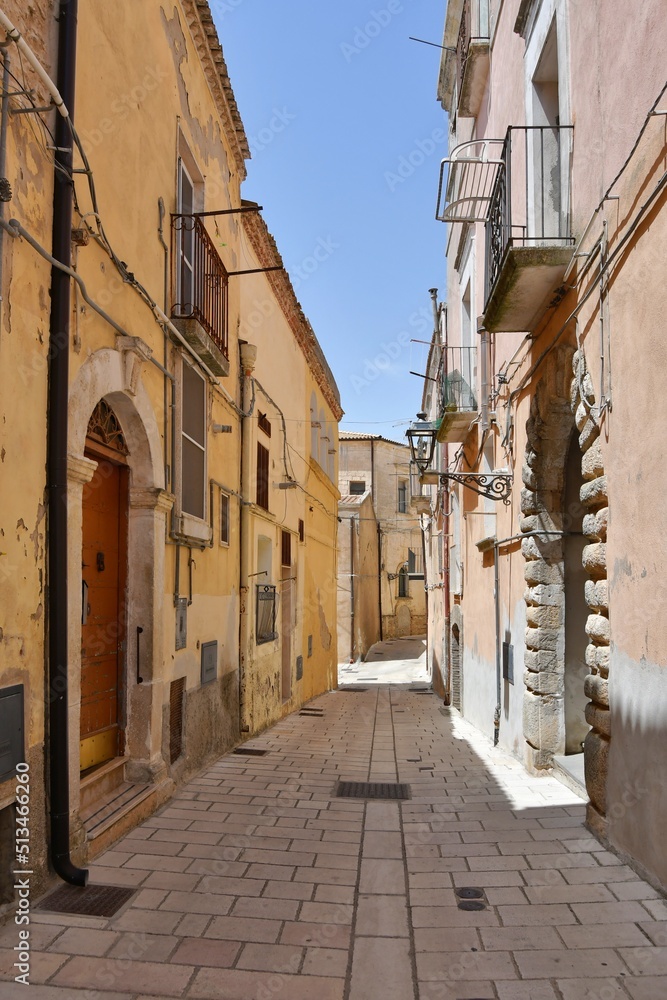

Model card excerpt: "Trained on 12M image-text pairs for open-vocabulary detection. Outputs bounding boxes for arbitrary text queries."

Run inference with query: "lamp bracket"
[434,471,513,505]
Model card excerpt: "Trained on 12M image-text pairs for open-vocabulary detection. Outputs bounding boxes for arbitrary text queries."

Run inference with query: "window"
[256,584,277,643]
[219,491,230,545]
[181,362,206,519]
[398,566,409,598]
[281,530,291,568]
[298,518,305,543]
[258,412,272,437]
[176,160,194,315]
[256,442,269,510]
[398,481,408,513]
[349,481,365,495]
[310,392,318,457]
[408,547,423,577]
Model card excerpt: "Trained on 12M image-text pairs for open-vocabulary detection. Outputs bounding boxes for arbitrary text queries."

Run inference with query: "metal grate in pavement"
[232,747,269,756]
[458,900,486,911]
[37,884,136,917]
[336,781,411,800]
[340,687,369,693]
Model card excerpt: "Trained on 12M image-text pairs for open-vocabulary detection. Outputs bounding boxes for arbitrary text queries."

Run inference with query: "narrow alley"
[2,642,665,1000]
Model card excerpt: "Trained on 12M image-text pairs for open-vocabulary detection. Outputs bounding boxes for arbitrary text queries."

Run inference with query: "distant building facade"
[338,434,426,649]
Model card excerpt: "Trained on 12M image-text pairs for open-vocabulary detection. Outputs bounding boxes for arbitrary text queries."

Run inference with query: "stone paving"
[2,676,667,999]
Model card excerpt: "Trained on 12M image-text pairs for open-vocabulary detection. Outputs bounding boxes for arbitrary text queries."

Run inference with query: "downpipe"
[48,0,87,885]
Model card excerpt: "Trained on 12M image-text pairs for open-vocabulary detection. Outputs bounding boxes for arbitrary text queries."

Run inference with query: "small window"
[256,584,277,644]
[220,491,230,545]
[408,547,424,578]
[349,481,365,495]
[398,481,408,513]
[398,566,409,598]
[258,412,272,437]
[281,530,291,568]
[298,518,305,543]
[257,442,269,510]
[182,362,206,519]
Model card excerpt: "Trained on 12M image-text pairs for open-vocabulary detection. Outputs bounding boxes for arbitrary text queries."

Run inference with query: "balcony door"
[529,20,566,242]
[176,159,195,315]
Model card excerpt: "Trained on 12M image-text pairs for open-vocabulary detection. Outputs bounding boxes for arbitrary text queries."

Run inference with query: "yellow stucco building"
[0,0,340,901]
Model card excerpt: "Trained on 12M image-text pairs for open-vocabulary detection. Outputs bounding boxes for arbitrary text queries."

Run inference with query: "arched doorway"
[80,400,129,773]
[450,622,461,711]
[563,430,589,754]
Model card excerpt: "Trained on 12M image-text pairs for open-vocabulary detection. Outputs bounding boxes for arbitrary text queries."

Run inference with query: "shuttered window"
[182,362,206,519]
[257,442,269,510]
[281,530,292,567]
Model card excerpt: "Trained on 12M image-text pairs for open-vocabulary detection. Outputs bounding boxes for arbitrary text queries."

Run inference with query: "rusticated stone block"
[524,691,564,754]
[521,535,563,562]
[526,744,557,771]
[526,604,562,629]
[583,507,608,542]
[582,542,606,579]
[579,416,600,453]
[584,673,609,707]
[524,584,565,607]
[586,613,610,645]
[585,702,611,737]
[525,559,564,586]
[522,464,538,490]
[582,439,604,481]
[596,646,610,673]
[585,644,599,669]
[524,648,559,673]
[525,669,563,695]
[584,730,609,816]
[521,514,559,535]
[525,626,560,652]
[584,579,608,611]
[575,400,589,432]
[580,475,608,510]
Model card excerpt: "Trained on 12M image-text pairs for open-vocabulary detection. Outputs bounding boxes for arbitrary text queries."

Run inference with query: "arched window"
[398,565,409,598]
[318,407,326,468]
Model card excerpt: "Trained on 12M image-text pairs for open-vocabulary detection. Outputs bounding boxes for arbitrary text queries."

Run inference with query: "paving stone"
[515,948,627,978]
[557,922,652,948]
[52,956,193,996]
[280,921,351,950]
[349,937,413,1000]
[302,946,350,977]
[236,942,304,972]
[188,967,345,1000]
[556,979,629,999]
[417,949,516,981]
[356,894,409,936]
[49,928,120,956]
[205,915,282,943]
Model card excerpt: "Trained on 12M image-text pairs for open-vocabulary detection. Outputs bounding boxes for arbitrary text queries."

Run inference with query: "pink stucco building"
[418,0,667,889]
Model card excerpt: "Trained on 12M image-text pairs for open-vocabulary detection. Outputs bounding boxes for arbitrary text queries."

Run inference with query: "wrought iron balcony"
[171,215,229,375]
[456,0,490,118]
[484,125,575,332]
[437,346,478,442]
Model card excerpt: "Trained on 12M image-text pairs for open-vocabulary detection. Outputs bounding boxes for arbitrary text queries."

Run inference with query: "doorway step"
[80,759,170,859]
[552,753,587,800]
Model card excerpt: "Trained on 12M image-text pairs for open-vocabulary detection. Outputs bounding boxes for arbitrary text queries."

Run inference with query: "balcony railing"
[484,125,575,318]
[456,0,490,116]
[172,214,229,361]
[441,345,477,414]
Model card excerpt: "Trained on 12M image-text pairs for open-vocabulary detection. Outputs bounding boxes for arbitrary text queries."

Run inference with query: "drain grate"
[232,747,269,756]
[299,709,324,717]
[336,781,411,800]
[37,884,136,917]
[455,887,485,900]
[410,688,432,694]
[458,900,486,911]
[340,687,369,693]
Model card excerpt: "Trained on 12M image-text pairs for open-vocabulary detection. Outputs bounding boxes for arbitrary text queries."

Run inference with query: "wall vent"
[169,677,186,763]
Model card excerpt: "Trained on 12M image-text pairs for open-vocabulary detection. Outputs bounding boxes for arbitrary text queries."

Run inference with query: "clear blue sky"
[214,0,447,436]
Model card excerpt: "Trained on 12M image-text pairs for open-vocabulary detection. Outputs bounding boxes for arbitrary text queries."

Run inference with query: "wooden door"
[80,455,127,771]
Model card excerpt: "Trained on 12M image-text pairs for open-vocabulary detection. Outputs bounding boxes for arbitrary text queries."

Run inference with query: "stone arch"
[521,344,576,770]
[570,350,609,835]
[67,346,173,817]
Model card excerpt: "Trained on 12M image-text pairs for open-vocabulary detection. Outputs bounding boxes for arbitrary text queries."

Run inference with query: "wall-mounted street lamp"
[405,414,513,505]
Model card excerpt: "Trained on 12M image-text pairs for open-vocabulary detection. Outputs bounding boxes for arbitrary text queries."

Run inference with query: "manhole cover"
[232,747,268,756]
[336,781,411,800]
[458,900,486,911]
[37,884,136,917]
[455,887,485,900]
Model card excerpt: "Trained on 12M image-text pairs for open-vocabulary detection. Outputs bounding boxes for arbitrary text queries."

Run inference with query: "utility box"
[201,641,218,685]
[502,642,514,685]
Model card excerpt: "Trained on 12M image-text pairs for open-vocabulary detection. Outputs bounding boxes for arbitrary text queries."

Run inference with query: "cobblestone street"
[2,666,666,999]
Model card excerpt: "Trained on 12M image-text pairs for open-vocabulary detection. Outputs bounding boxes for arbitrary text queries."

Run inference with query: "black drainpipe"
[48,0,88,885]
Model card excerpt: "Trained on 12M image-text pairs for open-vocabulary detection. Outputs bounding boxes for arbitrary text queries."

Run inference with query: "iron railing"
[256,584,277,644]
[485,125,574,305]
[440,345,477,414]
[456,0,490,100]
[172,214,229,359]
